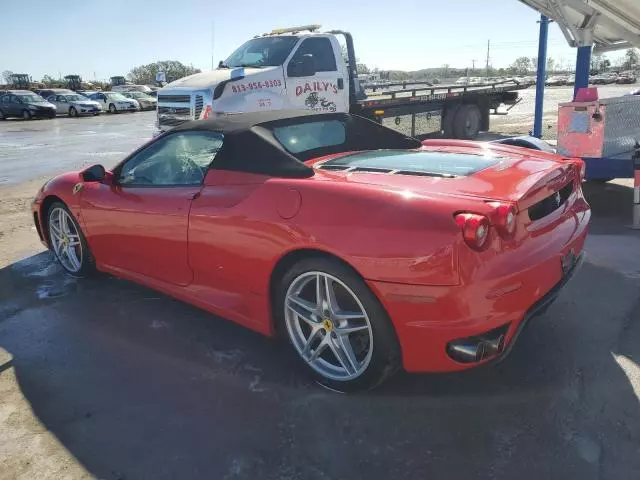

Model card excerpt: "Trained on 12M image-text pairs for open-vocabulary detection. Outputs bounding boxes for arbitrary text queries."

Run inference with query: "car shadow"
[1,183,640,479]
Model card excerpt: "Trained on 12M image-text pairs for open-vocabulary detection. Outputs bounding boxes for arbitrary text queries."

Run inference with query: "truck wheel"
[442,105,460,138]
[453,104,481,140]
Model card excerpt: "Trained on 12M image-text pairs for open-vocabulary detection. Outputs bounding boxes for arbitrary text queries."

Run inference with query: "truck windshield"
[222,36,299,68]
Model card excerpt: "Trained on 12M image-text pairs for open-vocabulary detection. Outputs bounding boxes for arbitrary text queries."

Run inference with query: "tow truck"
[157,25,532,139]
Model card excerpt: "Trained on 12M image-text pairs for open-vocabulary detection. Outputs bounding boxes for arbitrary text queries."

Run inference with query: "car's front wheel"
[0,109,5,120]
[47,202,95,277]
[108,103,117,113]
[22,109,32,120]
[69,106,78,117]
[276,257,401,392]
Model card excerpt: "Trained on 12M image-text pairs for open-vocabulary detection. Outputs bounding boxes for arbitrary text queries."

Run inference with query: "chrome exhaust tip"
[447,329,508,363]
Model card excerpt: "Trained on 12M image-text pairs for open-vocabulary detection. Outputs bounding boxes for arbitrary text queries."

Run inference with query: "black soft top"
[168,111,422,178]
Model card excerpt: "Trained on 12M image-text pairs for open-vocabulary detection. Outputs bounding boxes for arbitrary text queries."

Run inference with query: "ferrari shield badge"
[72,183,84,195]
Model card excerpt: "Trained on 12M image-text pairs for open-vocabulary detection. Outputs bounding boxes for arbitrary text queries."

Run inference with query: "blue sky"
[0,0,627,82]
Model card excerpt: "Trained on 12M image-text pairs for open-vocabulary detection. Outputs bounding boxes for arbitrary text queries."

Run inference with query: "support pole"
[533,15,549,139]
[574,46,592,100]
[633,149,640,229]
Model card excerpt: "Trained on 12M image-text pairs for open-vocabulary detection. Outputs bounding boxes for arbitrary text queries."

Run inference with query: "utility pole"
[485,40,491,78]
[471,59,476,75]
[211,20,215,70]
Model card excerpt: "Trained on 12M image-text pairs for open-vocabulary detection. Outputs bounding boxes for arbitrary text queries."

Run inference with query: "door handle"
[337,78,344,90]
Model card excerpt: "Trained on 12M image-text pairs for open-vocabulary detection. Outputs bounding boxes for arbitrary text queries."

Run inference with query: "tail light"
[202,104,212,120]
[489,202,517,239]
[455,213,491,250]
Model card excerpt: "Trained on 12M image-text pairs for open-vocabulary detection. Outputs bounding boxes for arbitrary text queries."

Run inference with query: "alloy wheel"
[48,207,83,273]
[284,271,374,381]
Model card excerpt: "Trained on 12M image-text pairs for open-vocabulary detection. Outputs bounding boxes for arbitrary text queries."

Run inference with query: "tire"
[69,106,77,117]
[275,257,401,392]
[442,104,461,138]
[453,104,482,139]
[94,112,100,116]
[22,109,32,120]
[0,109,5,120]
[108,103,117,113]
[46,202,96,277]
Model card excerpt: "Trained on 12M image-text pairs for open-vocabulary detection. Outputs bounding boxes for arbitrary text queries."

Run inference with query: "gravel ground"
[1,96,640,480]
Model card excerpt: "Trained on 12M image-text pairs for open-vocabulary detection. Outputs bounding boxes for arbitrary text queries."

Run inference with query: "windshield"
[223,36,299,68]
[320,150,500,177]
[65,94,87,101]
[129,92,151,99]
[17,94,45,103]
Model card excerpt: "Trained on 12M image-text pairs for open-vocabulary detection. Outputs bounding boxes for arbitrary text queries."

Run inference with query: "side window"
[118,131,224,187]
[1,96,10,104]
[289,38,337,73]
[56,95,65,102]
[273,120,346,154]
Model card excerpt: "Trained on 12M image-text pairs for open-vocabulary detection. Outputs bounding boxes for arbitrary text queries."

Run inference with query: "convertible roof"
[169,111,422,178]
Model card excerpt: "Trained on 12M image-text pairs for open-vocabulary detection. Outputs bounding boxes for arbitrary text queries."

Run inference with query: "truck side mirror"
[289,54,316,77]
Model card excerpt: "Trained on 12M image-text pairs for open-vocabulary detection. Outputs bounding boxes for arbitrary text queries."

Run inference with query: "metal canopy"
[518,0,640,52]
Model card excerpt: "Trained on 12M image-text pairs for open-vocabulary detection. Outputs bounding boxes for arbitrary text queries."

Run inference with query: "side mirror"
[81,164,106,182]
[290,54,316,77]
[218,60,224,68]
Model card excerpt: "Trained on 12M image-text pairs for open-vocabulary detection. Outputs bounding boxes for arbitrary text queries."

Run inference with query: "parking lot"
[1,97,640,479]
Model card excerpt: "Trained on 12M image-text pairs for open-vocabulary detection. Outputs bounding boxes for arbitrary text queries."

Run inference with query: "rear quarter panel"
[188,171,470,306]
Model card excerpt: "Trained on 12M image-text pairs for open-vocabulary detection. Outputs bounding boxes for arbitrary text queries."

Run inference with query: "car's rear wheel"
[69,106,78,117]
[47,202,95,277]
[108,103,116,113]
[22,109,32,120]
[276,258,400,392]
[0,109,5,120]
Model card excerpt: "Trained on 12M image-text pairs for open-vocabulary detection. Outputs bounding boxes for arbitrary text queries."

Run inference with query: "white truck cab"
[156,25,528,140]
[156,25,354,132]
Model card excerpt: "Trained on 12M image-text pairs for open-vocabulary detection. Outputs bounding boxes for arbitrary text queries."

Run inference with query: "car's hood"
[309,143,579,210]
[73,100,100,107]
[162,67,279,90]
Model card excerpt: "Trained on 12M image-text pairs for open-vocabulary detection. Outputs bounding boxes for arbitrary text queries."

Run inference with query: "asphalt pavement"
[1,95,640,480]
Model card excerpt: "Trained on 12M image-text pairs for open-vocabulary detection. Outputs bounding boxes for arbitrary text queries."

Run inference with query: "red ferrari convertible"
[32,111,590,391]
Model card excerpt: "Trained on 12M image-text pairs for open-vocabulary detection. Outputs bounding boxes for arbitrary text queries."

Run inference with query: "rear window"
[273,120,346,154]
[319,150,500,177]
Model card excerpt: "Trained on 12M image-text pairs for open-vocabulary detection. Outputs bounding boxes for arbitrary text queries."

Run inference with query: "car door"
[52,95,68,114]
[7,94,22,116]
[80,130,224,286]
[0,95,13,116]
[284,36,349,113]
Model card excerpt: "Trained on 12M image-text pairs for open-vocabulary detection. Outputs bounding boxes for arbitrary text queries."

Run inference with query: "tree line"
[2,60,200,87]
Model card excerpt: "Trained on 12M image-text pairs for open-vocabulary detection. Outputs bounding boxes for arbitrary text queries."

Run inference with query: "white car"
[87,92,137,113]
[46,92,102,117]
[121,91,157,111]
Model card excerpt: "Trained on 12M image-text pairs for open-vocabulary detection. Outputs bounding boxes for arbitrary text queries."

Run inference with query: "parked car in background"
[121,91,157,111]
[616,71,637,84]
[545,76,567,86]
[565,74,575,86]
[46,92,102,117]
[0,90,56,120]
[36,88,72,99]
[591,73,617,85]
[111,84,154,94]
[87,92,137,113]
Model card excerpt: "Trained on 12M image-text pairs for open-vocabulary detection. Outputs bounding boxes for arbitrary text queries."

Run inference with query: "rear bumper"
[368,208,589,373]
